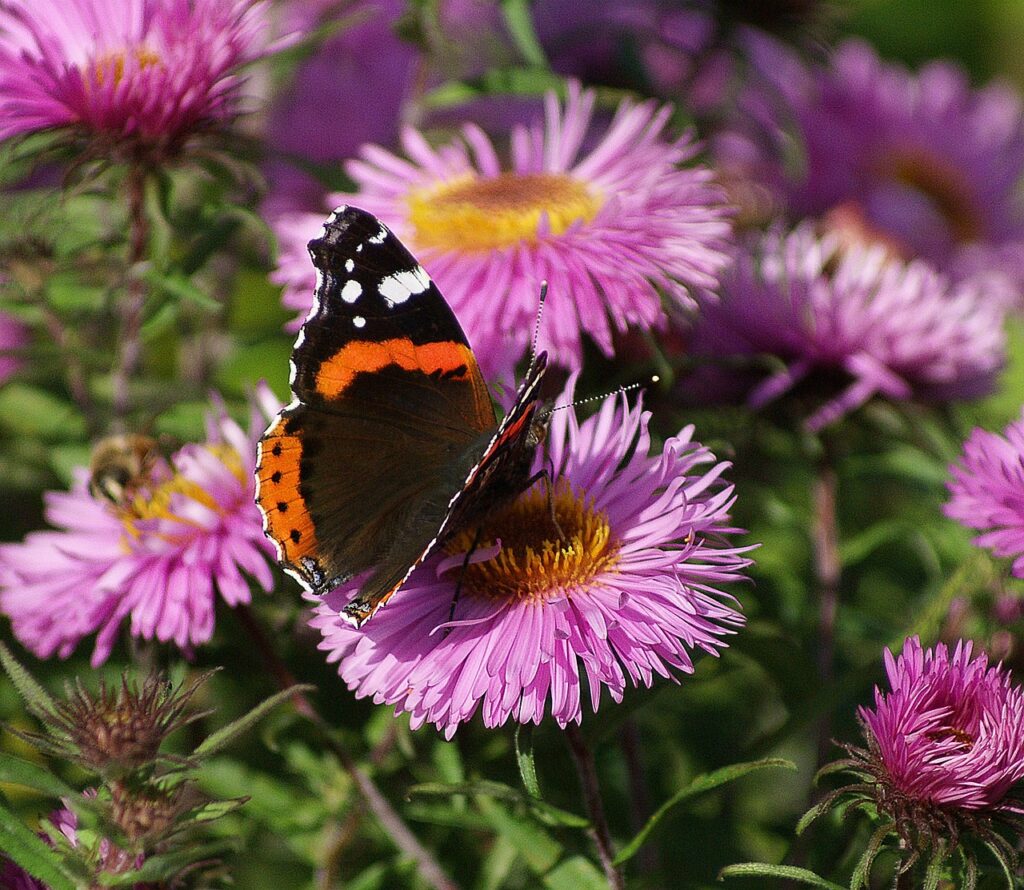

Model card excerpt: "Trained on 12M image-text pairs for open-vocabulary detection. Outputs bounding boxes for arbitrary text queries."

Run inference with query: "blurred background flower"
[947,410,1024,578]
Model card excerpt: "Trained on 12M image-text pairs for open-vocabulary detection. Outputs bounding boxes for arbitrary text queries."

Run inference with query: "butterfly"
[255,206,549,627]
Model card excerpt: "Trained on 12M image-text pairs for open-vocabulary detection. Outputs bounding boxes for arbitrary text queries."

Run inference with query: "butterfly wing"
[256,206,497,596]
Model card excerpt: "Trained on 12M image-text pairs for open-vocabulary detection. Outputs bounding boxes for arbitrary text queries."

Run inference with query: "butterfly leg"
[444,525,484,638]
[524,462,566,542]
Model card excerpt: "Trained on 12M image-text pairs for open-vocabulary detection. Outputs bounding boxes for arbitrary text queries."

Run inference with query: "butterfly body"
[256,206,548,626]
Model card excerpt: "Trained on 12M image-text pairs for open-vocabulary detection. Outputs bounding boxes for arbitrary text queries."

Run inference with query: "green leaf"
[97,840,233,886]
[0,804,77,890]
[424,67,565,109]
[0,384,86,440]
[718,863,846,889]
[0,755,78,799]
[143,267,220,310]
[476,796,562,875]
[515,723,541,799]
[613,758,796,865]
[193,685,312,758]
[501,0,548,67]
[542,855,607,890]
[0,642,57,723]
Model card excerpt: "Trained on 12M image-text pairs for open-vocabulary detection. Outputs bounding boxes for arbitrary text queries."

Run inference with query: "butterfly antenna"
[543,375,661,417]
[526,280,548,376]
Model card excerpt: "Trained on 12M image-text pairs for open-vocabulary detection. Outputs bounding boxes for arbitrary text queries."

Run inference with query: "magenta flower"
[686,225,1006,430]
[0,388,279,666]
[310,383,751,739]
[0,309,26,383]
[946,411,1024,577]
[860,636,1024,813]
[716,39,1024,283]
[0,0,272,151]
[272,82,732,378]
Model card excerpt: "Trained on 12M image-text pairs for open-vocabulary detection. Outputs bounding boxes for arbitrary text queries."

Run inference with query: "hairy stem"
[234,605,459,890]
[620,718,658,876]
[812,457,840,772]
[111,164,150,424]
[565,723,624,890]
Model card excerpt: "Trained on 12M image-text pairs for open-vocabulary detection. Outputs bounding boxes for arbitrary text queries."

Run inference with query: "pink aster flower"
[310,383,751,739]
[0,0,272,152]
[272,82,732,378]
[812,637,1024,878]
[685,225,1007,430]
[0,387,279,666]
[946,411,1024,577]
[860,636,1024,813]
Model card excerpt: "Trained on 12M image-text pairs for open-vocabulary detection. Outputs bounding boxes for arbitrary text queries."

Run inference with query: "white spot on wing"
[379,266,431,305]
[353,316,366,328]
[345,258,354,272]
[340,280,362,303]
[368,224,387,244]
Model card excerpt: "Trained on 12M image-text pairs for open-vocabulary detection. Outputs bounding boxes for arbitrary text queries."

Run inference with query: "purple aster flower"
[946,411,1024,577]
[810,637,1024,878]
[0,387,279,666]
[0,309,26,383]
[685,225,1006,430]
[0,0,274,153]
[716,38,1024,284]
[274,82,732,378]
[310,382,751,739]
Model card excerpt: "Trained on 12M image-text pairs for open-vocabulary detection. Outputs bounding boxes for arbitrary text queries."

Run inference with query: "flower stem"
[620,718,658,876]
[812,454,840,772]
[234,605,459,890]
[565,723,624,890]
[111,163,150,424]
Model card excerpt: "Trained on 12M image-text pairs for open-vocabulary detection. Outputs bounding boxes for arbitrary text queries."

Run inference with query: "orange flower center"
[116,445,243,543]
[875,148,983,244]
[407,172,603,252]
[444,481,618,603]
[90,46,163,88]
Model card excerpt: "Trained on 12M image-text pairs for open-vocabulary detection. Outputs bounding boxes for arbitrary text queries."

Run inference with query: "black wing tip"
[306,205,389,260]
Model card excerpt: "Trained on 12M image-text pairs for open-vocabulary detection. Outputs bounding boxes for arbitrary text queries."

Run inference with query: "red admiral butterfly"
[256,206,549,626]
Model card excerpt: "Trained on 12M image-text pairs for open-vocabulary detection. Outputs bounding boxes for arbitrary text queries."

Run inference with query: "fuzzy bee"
[87,434,159,506]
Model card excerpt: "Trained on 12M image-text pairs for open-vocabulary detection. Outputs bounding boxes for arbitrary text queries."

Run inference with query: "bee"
[87,434,159,506]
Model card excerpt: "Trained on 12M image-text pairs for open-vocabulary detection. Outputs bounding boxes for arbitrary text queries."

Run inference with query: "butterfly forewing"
[256,206,497,593]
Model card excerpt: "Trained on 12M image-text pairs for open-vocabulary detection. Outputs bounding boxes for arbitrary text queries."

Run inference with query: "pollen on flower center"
[875,148,982,243]
[407,172,603,252]
[926,726,975,750]
[90,45,163,87]
[444,481,618,602]
[116,445,243,540]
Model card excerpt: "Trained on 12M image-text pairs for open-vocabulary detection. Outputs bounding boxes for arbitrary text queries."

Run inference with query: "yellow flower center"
[444,481,618,603]
[876,148,982,244]
[407,172,603,252]
[90,46,163,88]
[116,445,243,541]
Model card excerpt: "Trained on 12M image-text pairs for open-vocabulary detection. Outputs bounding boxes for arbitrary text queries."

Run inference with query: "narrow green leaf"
[719,863,846,889]
[143,268,220,310]
[849,822,893,889]
[515,723,542,798]
[193,685,312,757]
[0,754,78,799]
[0,808,77,890]
[501,0,548,67]
[542,855,607,890]
[980,839,1015,889]
[614,758,796,866]
[408,779,587,828]
[0,642,57,722]
[97,840,233,886]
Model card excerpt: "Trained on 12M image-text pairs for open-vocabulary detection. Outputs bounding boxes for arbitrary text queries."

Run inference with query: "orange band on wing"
[256,416,320,571]
[314,339,474,399]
